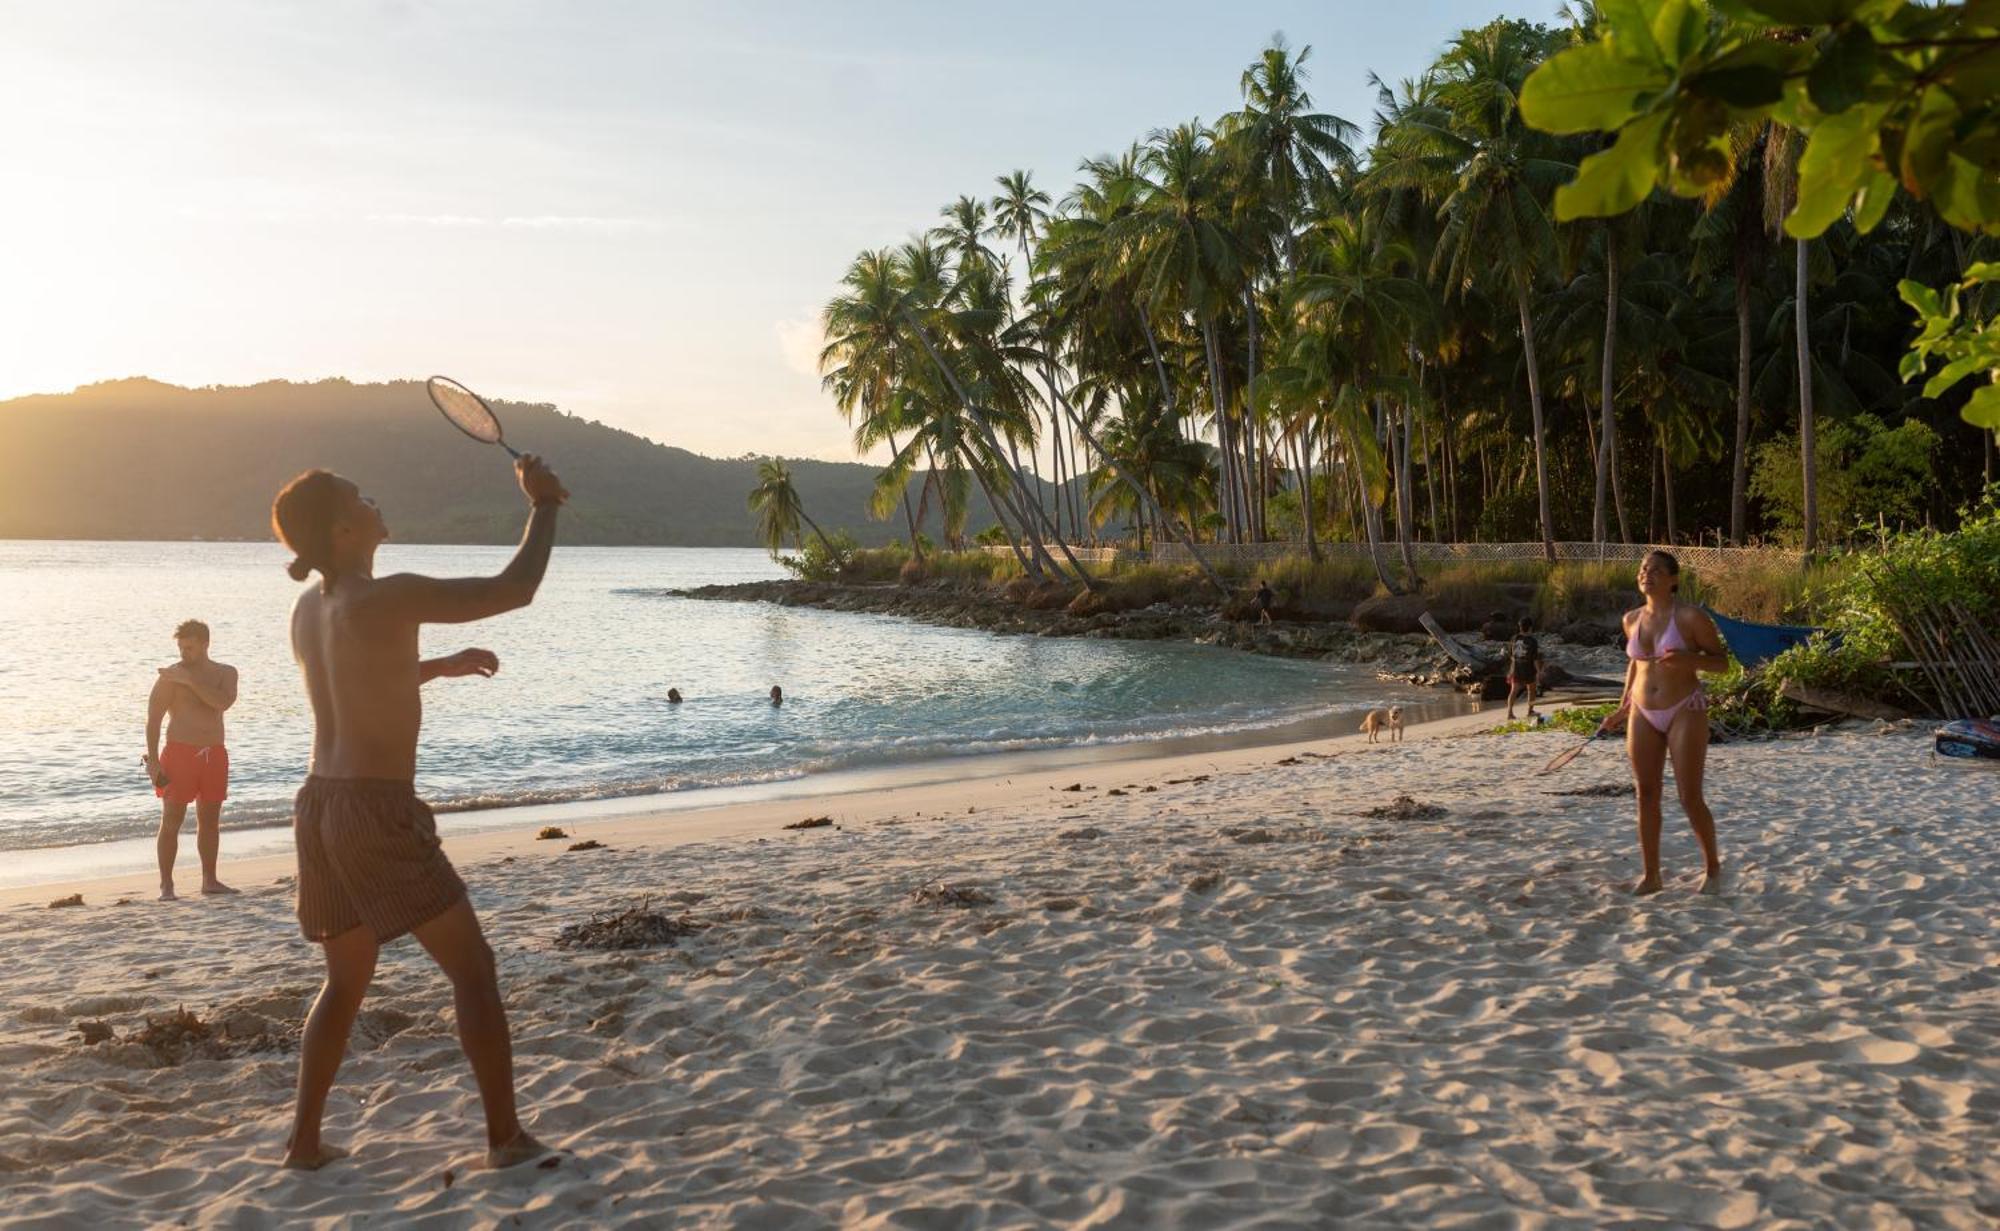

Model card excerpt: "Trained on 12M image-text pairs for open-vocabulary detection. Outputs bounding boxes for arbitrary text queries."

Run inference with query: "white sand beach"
[2,716,1995,1228]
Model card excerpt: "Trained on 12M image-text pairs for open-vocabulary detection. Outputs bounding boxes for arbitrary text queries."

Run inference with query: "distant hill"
[0,378,1005,547]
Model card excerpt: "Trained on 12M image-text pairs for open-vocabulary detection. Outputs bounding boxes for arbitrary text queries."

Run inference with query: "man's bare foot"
[1631,876,1664,896]
[482,1131,551,1170]
[200,881,239,895]
[159,885,178,902]
[281,1142,348,1171]
[1699,868,1725,895]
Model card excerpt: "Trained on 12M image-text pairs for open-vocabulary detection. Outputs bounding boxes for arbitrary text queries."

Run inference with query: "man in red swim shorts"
[144,618,239,900]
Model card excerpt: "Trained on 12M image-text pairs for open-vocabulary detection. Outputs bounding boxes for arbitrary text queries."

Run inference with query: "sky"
[0,0,1547,464]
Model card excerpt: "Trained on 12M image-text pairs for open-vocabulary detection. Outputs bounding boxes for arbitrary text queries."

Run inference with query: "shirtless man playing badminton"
[270,454,565,1171]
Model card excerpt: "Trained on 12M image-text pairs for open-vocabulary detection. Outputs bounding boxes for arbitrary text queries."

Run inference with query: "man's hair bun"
[287,556,314,581]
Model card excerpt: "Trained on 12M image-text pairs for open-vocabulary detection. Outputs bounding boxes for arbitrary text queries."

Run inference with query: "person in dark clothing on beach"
[1506,617,1541,721]
[1255,580,1275,625]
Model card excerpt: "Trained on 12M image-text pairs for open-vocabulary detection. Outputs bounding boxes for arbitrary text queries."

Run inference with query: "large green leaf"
[1895,278,1940,321]
[1933,152,2000,235]
[1556,112,1670,219]
[1595,0,1662,63]
[1786,103,1886,237]
[1851,167,1897,233]
[1923,354,1987,399]
[1649,0,1706,67]
[1964,382,2000,430]
[1521,42,1669,134]
[1806,23,1879,114]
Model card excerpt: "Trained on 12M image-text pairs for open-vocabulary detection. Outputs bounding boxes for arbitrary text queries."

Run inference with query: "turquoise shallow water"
[0,541,1439,854]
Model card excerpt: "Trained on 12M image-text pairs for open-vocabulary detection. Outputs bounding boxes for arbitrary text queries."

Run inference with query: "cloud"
[774,311,825,378]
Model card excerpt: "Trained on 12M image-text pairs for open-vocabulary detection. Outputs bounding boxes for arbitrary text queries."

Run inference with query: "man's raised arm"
[373,455,568,626]
[172,664,238,711]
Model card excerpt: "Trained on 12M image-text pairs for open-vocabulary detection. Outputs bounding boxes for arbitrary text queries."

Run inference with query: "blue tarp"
[1703,606,1834,670]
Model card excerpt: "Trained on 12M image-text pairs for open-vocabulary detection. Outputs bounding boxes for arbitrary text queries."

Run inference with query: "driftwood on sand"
[1419,613,1496,672]
[1778,680,1911,721]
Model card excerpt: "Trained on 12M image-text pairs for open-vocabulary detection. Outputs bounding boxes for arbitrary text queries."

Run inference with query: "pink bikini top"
[1626,604,1687,661]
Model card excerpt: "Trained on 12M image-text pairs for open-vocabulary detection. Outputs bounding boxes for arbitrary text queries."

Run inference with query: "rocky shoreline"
[674,579,1628,696]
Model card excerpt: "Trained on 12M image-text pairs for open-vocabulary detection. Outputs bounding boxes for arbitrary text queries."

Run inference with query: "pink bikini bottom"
[1635,687,1706,735]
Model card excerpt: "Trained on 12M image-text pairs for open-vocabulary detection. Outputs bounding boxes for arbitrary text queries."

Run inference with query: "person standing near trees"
[1505,617,1542,721]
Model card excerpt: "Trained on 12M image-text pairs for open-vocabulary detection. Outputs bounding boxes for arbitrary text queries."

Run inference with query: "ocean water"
[0,541,1449,857]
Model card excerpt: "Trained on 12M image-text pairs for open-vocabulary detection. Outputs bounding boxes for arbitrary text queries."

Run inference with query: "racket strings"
[427,377,504,444]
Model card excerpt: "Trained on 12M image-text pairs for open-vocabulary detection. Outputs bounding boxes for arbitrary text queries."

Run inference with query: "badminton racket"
[426,375,520,459]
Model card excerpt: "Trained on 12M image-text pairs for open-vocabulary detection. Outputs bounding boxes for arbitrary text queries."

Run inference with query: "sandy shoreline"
[3,715,1994,1227]
[0,703,1492,911]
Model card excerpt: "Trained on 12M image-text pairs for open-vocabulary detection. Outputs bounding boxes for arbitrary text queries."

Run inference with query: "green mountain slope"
[0,378,1005,546]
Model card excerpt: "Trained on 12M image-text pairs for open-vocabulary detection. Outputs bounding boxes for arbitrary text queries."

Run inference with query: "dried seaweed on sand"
[555,900,705,952]
[1356,795,1449,821]
[911,881,995,909]
[784,816,833,830]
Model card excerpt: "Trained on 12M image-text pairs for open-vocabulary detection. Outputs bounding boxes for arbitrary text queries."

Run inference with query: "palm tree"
[1371,20,1572,558]
[1220,38,1360,540]
[1282,211,1433,590]
[1764,129,1819,552]
[990,170,1072,539]
[1123,121,1254,542]
[748,458,830,559]
[820,248,926,560]
[1690,121,1774,544]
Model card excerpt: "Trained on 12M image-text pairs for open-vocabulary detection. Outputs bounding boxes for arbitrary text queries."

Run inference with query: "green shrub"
[929,549,1020,584]
[840,543,910,583]
[1261,556,1381,605]
[779,531,858,582]
[1764,485,2000,713]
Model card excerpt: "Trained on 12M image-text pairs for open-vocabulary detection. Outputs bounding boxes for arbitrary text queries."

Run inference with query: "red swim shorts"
[156,741,229,805]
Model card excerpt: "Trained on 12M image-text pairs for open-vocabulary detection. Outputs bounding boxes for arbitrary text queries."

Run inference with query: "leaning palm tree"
[990,169,1071,538]
[748,458,831,560]
[820,248,926,560]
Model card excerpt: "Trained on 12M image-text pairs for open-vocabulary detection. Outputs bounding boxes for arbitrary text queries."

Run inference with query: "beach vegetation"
[807,9,1993,590]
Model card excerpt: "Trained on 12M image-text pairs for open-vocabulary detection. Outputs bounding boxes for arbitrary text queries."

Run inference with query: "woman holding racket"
[1602,550,1729,895]
[269,380,566,1171]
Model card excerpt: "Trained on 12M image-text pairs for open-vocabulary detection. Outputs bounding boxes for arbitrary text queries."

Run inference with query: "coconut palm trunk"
[1729,253,1754,544]
[1200,320,1240,544]
[1396,401,1420,586]
[1299,423,1321,561]
[1662,432,1678,543]
[1351,454,1400,595]
[1794,237,1817,552]
[1047,385,1229,597]
[1516,287,1557,561]
[902,313,1100,588]
[882,427,925,562]
[1593,245,1617,545]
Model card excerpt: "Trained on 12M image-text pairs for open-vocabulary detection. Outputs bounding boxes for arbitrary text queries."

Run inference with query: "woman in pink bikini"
[1603,550,1728,895]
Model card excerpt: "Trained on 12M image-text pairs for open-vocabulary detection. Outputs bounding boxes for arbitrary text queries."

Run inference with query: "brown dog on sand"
[1360,706,1404,743]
